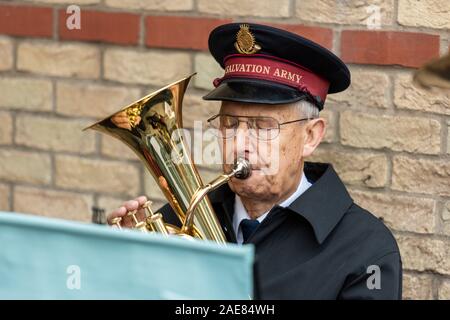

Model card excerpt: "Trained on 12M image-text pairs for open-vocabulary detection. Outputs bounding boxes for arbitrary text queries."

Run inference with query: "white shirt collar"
[232,171,312,244]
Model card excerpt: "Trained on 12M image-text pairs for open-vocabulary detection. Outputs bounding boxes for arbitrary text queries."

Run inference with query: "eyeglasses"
[207,114,312,140]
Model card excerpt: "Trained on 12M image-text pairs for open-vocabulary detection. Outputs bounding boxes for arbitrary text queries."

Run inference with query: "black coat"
[158,162,402,300]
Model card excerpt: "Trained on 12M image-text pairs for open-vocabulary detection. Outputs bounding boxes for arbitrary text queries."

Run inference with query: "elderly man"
[108,23,402,299]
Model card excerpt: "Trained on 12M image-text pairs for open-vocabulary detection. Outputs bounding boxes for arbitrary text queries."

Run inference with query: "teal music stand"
[0,211,254,299]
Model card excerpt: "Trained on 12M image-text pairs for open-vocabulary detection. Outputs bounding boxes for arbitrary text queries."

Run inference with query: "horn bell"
[84,73,227,243]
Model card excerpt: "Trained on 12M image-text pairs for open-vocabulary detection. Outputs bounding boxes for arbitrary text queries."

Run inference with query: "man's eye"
[255,119,276,129]
[221,118,237,128]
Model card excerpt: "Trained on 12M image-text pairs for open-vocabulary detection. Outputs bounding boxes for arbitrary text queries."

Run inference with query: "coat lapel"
[209,184,238,243]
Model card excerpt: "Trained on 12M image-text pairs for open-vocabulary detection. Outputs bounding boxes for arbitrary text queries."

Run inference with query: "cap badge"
[235,24,261,54]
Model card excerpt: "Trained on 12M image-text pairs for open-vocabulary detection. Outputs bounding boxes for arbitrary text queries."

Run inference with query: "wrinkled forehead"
[219,101,299,119]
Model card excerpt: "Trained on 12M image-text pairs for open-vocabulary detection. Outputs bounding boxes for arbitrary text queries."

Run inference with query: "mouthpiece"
[234,158,252,179]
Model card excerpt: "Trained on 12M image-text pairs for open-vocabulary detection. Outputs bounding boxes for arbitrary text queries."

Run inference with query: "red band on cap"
[213,54,330,103]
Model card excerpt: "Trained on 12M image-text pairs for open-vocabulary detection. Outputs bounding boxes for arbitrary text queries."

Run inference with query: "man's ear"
[302,118,326,157]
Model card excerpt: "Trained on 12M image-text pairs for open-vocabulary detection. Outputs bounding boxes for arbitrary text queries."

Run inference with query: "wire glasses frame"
[207,114,312,140]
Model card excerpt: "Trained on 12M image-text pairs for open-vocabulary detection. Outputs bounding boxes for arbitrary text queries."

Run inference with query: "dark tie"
[240,219,260,242]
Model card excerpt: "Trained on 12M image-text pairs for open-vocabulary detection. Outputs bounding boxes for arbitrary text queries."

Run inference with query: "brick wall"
[0,0,449,299]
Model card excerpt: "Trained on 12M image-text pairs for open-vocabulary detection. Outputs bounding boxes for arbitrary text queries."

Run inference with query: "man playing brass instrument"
[107,23,402,299]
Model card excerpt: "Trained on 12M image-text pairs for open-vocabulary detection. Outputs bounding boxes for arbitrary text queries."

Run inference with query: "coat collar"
[286,162,353,244]
[208,162,353,245]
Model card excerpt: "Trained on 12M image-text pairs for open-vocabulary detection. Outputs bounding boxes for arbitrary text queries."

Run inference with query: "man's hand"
[107,195,148,228]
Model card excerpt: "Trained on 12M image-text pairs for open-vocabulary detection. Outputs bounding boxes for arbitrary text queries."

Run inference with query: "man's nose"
[234,120,257,153]
[234,120,251,143]
[236,120,250,133]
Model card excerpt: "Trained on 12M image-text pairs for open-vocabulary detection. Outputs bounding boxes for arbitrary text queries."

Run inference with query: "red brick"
[341,30,440,68]
[266,23,333,50]
[0,5,52,38]
[59,10,139,45]
[145,16,231,51]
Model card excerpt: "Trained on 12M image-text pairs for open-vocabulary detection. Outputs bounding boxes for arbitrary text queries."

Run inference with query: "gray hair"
[294,99,319,119]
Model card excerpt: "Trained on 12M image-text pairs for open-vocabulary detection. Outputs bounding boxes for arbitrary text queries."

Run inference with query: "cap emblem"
[234,24,261,54]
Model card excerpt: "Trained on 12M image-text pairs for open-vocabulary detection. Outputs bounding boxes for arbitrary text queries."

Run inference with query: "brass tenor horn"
[84,74,251,244]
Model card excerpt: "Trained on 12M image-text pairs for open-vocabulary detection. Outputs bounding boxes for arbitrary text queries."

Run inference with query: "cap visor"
[202,79,309,105]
